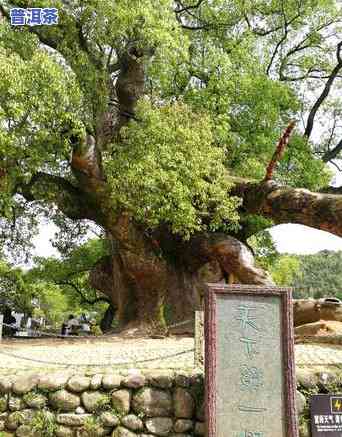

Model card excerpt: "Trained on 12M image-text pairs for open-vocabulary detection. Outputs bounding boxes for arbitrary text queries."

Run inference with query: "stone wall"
[0,367,338,436]
[0,370,204,436]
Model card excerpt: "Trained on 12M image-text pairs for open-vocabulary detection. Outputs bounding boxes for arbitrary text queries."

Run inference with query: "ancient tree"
[1,0,342,332]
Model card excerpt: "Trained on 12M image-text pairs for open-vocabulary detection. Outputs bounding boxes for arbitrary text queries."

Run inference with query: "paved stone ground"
[0,336,195,375]
[1,336,342,375]
[295,343,342,365]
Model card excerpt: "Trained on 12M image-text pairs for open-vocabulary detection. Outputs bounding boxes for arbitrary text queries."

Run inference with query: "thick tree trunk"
[90,247,202,334]
[90,224,272,333]
[23,170,342,333]
[92,219,342,334]
[5,4,342,337]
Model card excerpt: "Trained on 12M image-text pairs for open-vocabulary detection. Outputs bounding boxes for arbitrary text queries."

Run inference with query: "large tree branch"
[265,6,303,75]
[187,234,274,285]
[293,299,342,327]
[304,41,342,139]
[70,132,105,189]
[264,121,296,181]
[233,180,342,237]
[112,47,147,138]
[266,32,288,76]
[278,20,339,82]
[322,138,342,163]
[57,280,110,305]
[19,172,101,222]
[154,229,273,286]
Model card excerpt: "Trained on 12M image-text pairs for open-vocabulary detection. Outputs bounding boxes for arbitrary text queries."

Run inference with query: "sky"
[32,221,342,258]
[267,164,342,254]
[270,224,342,254]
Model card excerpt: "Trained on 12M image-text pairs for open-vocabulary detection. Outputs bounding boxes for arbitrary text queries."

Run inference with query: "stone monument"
[205,284,298,437]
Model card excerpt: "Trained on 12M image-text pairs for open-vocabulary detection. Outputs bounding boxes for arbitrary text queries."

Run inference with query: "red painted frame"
[205,284,298,437]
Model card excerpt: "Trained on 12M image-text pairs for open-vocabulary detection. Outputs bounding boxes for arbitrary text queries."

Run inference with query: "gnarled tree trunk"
[90,224,273,333]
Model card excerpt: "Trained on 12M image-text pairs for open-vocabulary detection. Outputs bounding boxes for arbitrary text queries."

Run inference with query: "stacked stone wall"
[0,367,340,436]
[0,370,204,437]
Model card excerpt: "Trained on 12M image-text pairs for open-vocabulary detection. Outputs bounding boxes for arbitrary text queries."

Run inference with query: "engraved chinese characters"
[205,285,298,437]
[217,297,282,436]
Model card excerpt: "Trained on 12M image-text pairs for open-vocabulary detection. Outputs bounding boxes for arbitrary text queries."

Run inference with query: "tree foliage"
[290,250,342,298]
[0,258,33,312]
[105,100,240,237]
[29,239,110,323]
[0,0,340,252]
[248,229,279,270]
[265,250,342,299]
[0,240,110,327]
[270,254,301,287]
[0,0,342,327]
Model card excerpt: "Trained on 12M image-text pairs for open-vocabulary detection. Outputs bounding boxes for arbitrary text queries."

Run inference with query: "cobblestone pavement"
[1,337,342,375]
[295,343,342,365]
[0,336,195,374]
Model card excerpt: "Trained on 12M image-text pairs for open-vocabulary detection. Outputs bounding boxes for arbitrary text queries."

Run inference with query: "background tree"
[0,0,342,333]
[0,244,111,330]
[263,249,342,326]
[270,255,302,288]
[248,229,280,270]
[30,239,115,331]
[272,250,342,299]
[0,258,33,313]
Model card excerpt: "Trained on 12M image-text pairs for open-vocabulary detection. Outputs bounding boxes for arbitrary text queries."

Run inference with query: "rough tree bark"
[232,180,342,237]
[22,170,342,332]
[88,176,342,332]
[89,229,273,333]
